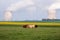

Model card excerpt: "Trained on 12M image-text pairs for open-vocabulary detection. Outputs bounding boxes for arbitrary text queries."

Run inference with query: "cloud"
[26,6,36,13]
[54,0,60,2]
[6,0,34,11]
[48,3,60,10]
[44,0,60,10]
[1,0,60,20]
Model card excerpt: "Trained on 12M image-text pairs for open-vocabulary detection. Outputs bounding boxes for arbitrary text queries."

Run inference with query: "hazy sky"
[0,0,60,21]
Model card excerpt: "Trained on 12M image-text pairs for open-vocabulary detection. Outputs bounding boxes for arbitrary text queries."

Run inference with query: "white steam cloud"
[49,3,60,9]
[48,3,60,19]
[4,0,34,21]
[4,11,12,21]
[6,0,34,11]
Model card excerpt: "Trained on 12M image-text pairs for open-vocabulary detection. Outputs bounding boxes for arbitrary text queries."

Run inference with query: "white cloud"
[47,0,60,10]
[54,0,60,2]
[45,0,60,10]
[26,6,36,13]
[1,0,60,20]
[6,0,34,11]
[49,3,60,9]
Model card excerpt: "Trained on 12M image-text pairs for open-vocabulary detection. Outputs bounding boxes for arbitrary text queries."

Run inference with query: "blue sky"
[0,0,60,21]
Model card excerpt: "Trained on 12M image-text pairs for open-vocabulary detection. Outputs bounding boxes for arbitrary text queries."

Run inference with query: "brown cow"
[23,24,38,28]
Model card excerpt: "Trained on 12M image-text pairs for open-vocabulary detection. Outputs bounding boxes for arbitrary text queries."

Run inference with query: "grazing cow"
[23,25,28,28]
[23,24,38,28]
[35,25,38,28]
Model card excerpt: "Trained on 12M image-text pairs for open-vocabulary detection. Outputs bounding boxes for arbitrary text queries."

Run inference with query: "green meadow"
[0,22,60,40]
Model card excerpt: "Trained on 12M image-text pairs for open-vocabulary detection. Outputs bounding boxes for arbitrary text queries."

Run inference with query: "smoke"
[4,11,12,21]
[4,0,34,21]
[48,3,60,9]
[48,9,56,19]
[6,0,34,11]
[54,0,60,2]
[48,3,60,19]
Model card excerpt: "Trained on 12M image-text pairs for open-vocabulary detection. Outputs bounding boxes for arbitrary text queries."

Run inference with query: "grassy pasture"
[0,26,60,40]
[0,21,60,40]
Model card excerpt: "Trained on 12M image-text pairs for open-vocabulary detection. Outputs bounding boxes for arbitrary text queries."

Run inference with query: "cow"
[23,24,38,28]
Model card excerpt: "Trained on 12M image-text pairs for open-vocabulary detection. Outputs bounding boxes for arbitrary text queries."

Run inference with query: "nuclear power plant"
[4,0,34,21]
[42,3,60,22]
[4,1,60,21]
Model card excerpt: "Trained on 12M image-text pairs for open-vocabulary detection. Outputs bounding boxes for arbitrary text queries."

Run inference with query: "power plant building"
[42,19,60,22]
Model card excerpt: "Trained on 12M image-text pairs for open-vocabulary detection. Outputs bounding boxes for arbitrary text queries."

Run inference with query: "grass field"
[0,21,60,40]
[0,25,60,40]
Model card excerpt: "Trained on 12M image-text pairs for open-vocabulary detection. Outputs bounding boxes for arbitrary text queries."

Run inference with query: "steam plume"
[4,0,34,21]
[48,3,60,19]
[4,11,12,21]
[7,0,34,11]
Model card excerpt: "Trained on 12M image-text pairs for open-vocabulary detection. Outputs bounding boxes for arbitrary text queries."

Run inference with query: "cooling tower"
[4,11,12,21]
[48,9,56,19]
[48,3,60,19]
[4,0,34,21]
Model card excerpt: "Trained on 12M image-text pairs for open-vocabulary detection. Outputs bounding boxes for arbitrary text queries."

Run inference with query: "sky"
[0,0,60,21]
